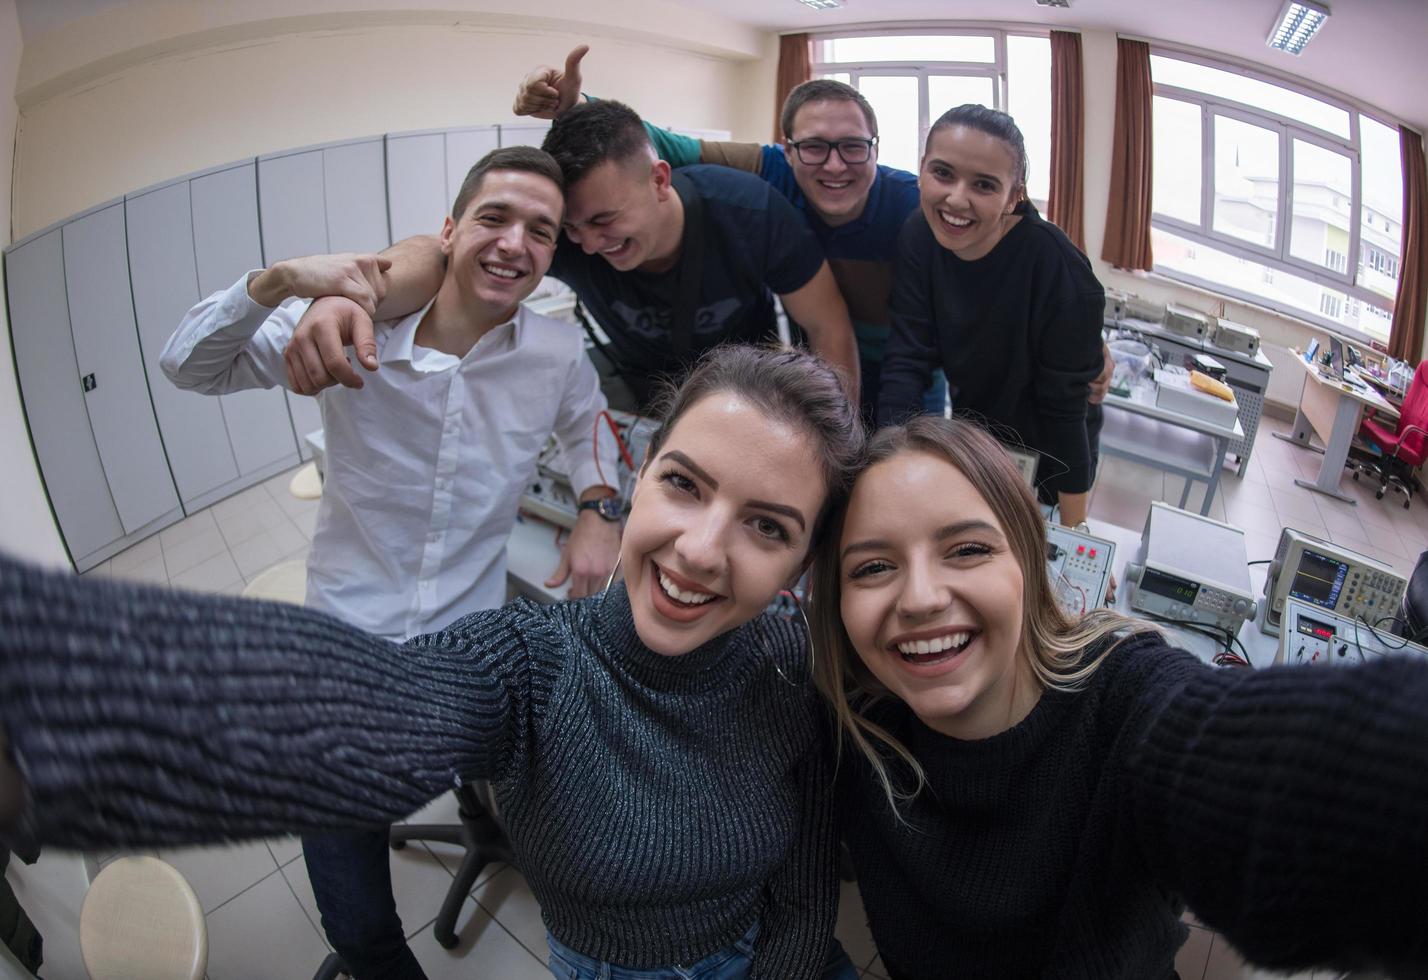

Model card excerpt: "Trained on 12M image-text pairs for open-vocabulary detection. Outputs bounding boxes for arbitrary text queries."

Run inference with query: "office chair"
[1349,360,1428,509]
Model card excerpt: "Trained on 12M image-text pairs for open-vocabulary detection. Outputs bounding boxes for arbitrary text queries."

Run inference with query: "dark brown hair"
[451,146,564,221]
[644,344,864,550]
[541,99,654,187]
[781,79,879,140]
[926,104,1029,199]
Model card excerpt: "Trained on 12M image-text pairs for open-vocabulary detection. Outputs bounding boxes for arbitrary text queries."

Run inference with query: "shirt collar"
[379,301,522,366]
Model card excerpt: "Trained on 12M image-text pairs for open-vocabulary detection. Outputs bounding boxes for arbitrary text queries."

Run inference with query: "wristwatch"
[1072,521,1092,534]
[578,497,622,522]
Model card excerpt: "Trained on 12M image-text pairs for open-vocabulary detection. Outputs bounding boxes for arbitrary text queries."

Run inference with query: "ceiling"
[14,0,1428,129]
[670,0,1428,131]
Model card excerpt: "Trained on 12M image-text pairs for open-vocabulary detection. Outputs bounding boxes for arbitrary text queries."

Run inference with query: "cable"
[1246,559,1272,566]
[1157,616,1253,668]
[592,409,636,493]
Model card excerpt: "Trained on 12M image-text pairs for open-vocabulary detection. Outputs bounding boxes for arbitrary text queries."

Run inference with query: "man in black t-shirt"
[281,101,859,410]
[542,100,857,406]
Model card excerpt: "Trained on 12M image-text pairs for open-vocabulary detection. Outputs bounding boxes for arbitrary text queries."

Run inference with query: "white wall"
[0,0,68,566]
[11,3,771,237]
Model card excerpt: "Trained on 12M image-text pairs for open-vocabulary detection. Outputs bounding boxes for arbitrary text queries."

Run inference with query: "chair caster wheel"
[1353,471,1360,481]
[1405,501,1411,510]
[390,840,407,850]
[1376,490,1385,499]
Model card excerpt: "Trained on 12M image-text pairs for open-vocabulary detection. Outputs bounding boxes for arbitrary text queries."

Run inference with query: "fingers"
[314,314,364,390]
[544,551,572,590]
[563,44,589,77]
[515,68,564,118]
[352,312,378,372]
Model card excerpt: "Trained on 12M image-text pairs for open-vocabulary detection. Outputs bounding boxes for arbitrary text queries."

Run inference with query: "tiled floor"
[79,414,1419,980]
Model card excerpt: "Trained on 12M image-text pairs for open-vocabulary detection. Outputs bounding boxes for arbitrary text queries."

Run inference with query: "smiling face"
[919,124,1023,261]
[620,393,827,656]
[440,169,562,315]
[561,157,679,273]
[784,98,879,228]
[837,449,1036,740]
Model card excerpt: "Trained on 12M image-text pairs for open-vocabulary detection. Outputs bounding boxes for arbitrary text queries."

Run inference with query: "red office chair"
[1351,360,1428,509]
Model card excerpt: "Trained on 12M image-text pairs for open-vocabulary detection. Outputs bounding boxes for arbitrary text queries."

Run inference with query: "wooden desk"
[1273,352,1399,504]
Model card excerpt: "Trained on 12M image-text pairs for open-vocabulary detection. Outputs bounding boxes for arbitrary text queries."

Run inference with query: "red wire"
[592,410,636,491]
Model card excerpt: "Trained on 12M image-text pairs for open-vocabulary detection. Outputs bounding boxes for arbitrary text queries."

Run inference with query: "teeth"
[482,264,522,279]
[822,181,852,189]
[896,632,971,657]
[600,242,627,255]
[658,569,716,606]
[939,210,973,228]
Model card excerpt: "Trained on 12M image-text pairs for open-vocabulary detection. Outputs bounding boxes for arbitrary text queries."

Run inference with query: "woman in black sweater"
[876,105,1107,526]
[810,416,1428,980]
[0,345,863,980]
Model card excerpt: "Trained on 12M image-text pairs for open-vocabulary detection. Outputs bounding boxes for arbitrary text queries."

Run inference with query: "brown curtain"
[774,34,812,143]
[1048,31,1086,251]
[1101,38,1154,271]
[1389,125,1428,363]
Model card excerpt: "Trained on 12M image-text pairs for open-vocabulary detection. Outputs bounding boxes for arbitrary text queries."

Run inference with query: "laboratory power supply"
[1125,503,1257,634]
[1278,597,1428,665]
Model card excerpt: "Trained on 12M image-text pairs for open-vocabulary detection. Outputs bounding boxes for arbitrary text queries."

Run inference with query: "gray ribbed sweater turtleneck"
[0,556,837,978]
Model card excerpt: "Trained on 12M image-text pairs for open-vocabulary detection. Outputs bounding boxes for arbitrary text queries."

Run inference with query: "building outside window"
[811,31,1051,206]
[1148,52,1405,344]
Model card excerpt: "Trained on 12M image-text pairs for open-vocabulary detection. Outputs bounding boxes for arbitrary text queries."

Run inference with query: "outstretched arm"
[779,264,860,405]
[0,553,541,851]
[1128,647,1428,976]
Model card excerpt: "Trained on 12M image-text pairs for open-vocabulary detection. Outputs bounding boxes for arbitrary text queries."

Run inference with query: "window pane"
[819,72,851,85]
[1289,140,1352,272]
[1152,226,1392,342]
[927,75,994,114]
[1151,54,1349,138]
[821,34,995,64]
[856,76,920,173]
[1213,116,1279,249]
[1007,35,1051,207]
[1360,114,1403,301]
[1151,97,1201,224]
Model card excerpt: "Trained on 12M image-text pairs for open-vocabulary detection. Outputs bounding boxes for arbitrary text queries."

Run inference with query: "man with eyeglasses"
[514,48,941,419]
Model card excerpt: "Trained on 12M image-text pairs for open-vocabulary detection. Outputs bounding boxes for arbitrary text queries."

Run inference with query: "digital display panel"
[1288,549,1349,609]
[1295,615,1335,641]
[1141,568,1200,604]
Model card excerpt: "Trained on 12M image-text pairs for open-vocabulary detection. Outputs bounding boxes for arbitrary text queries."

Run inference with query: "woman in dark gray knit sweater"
[811,416,1428,980]
[0,345,863,980]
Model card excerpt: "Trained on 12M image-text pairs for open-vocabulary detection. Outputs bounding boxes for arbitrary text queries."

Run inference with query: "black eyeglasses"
[787,137,878,166]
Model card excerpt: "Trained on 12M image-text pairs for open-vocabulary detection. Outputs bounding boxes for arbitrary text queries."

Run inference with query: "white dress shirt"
[162,274,616,640]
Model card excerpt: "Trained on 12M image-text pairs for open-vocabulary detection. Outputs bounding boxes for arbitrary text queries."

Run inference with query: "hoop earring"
[599,555,624,614]
[765,588,816,687]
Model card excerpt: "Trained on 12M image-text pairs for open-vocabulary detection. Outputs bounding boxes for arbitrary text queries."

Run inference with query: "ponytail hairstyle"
[926,104,1030,203]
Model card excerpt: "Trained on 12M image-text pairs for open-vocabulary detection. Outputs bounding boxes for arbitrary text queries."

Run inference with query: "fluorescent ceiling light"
[797,0,843,9]
[1266,0,1329,55]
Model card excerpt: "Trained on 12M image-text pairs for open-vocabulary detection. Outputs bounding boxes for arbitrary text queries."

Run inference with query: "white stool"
[242,558,308,606]
[80,856,206,980]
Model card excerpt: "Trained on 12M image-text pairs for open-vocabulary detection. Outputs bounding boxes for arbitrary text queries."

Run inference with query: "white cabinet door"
[126,181,242,506]
[191,163,300,475]
[324,139,390,253]
[62,204,180,536]
[444,126,501,210]
[386,133,448,243]
[5,230,123,564]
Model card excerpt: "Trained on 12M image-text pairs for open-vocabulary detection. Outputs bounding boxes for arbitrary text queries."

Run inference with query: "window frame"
[810,27,1048,179]
[1148,47,1401,341]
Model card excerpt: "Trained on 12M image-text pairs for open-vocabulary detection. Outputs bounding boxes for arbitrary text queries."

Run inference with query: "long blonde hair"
[809,417,1155,808]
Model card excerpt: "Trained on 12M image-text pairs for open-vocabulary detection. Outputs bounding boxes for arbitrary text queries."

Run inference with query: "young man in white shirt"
[161,145,621,979]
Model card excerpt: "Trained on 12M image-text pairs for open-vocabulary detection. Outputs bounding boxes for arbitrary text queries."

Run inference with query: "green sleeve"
[643,121,705,168]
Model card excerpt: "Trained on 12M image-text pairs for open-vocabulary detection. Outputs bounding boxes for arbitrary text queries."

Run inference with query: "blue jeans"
[303,827,427,980]
[545,924,859,980]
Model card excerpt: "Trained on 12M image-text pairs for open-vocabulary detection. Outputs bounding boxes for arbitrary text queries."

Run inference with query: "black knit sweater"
[837,635,1428,979]
[877,201,1105,497]
[0,556,836,978]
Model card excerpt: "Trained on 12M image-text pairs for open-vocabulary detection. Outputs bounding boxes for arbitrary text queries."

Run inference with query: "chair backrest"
[1394,361,1428,463]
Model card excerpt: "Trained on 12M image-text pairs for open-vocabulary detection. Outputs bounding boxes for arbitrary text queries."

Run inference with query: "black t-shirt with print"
[550,164,825,402]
